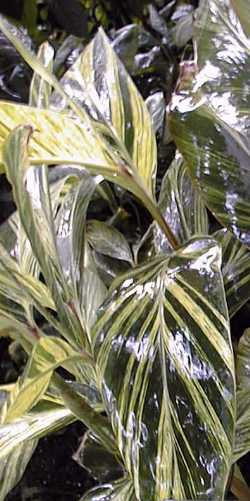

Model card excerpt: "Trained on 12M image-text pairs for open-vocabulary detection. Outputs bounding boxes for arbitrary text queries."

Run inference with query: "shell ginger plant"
[0,0,250,499]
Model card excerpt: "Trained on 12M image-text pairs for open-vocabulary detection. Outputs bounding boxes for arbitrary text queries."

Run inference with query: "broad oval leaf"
[87,220,133,265]
[93,238,235,500]
[170,0,250,246]
[214,229,250,318]
[154,155,208,253]
[233,328,250,462]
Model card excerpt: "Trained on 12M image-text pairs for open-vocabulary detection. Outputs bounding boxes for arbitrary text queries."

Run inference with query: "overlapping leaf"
[87,220,133,265]
[154,155,208,253]
[93,238,235,500]
[233,328,250,462]
[215,229,250,317]
[81,477,135,501]
[3,336,86,423]
[170,0,250,246]
[0,401,75,459]
[51,28,157,197]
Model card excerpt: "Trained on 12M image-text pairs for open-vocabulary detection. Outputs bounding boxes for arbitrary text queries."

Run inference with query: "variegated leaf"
[154,155,208,253]
[29,41,54,108]
[170,0,250,247]
[93,238,235,500]
[0,401,75,459]
[3,337,86,423]
[233,328,250,462]
[214,229,250,317]
[51,28,157,197]
[0,439,37,500]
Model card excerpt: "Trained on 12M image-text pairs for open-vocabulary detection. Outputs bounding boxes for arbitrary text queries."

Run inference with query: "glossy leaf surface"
[81,477,135,501]
[74,431,123,482]
[215,229,250,317]
[0,402,74,459]
[3,337,84,423]
[154,155,208,253]
[51,28,157,197]
[170,0,250,246]
[94,238,235,500]
[233,328,250,462]
[87,220,133,265]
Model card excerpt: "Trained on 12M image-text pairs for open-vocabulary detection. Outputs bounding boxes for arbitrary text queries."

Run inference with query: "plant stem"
[230,476,250,501]
[141,190,179,250]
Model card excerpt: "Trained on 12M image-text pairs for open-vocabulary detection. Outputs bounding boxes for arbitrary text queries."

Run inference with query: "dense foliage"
[0,1,250,500]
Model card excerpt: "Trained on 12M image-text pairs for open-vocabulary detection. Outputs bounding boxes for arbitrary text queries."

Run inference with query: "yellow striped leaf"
[51,28,157,197]
[234,328,250,462]
[93,238,236,500]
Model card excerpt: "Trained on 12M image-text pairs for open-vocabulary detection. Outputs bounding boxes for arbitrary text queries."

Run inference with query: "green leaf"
[52,27,157,198]
[154,155,208,253]
[0,401,75,459]
[74,431,122,482]
[87,220,133,264]
[169,0,250,246]
[0,439,37,501]
[233,328,250,462]
[3,337,86,422]
[80,477,135,501]
[56,178,107,339]
[214,229,250,317]
[230,0,250,37]
[93,238,235,500]
[55,375,117,456]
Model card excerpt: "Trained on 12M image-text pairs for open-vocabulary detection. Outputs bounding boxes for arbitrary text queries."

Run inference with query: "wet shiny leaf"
[87,220,133,265]
[214,229,250,318]
[52,27,157,197]
[74,431,123,482]
[154,155,208,253]
[3,337,84,423]
[234,328,250,462]
[170,0,250,246]
[81,477,135,501]
[94,238,235,500]
[0,401,75,459]
[146,91,165,133]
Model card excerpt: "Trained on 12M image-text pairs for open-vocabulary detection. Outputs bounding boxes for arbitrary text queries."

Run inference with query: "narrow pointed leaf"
[0,402,75,459]
[233,328,250,462]
[81,478,135,501]
[170,0,250,246]
[214,229,250,317]
[154,155,208,253]
[51,28,157,197]
[29,41,54,108]
[55,375,117,456]
[3,337,86,423]
[94,238,235,500]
